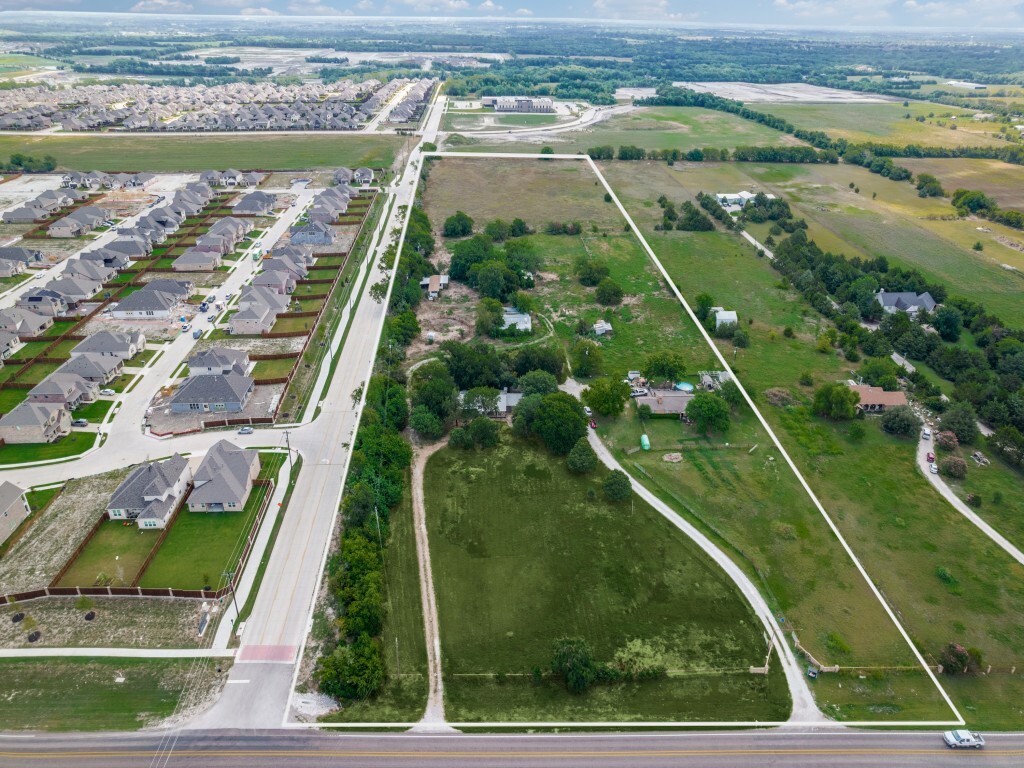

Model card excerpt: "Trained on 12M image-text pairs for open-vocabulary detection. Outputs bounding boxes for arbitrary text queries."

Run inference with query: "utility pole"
[283,429,293,474]
[222,570,240,621]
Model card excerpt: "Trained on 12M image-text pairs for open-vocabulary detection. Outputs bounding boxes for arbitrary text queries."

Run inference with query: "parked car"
[192,329,202,339]
[181,323,191,332]
[237,426,254,435]
[99,388,115,396]
[927,452,935,463]
[589,419,597,430]
[630,388,646,398]
[71,418,88,427]
[930,463,939,475]
[943,730,984,749]
[922,428,932,439]
[583,406,593,417]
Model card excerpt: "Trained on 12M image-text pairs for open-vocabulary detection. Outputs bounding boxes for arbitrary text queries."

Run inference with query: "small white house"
[711,307,738,329]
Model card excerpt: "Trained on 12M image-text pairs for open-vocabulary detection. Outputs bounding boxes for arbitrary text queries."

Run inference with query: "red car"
[927,452,935,463]
[590,419,597,430]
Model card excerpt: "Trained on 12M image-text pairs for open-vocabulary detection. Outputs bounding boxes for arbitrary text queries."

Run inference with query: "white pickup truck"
[943,730,985,749]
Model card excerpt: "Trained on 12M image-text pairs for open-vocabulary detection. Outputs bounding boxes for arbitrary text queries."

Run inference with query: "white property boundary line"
[284,149,964,731]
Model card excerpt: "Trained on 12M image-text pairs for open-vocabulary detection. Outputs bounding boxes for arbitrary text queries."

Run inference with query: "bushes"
[582,377,630,417]
[603,469,632,501]
[812,382,859,421]
[935,430,959,452]
[566,437,598,474]
[675,201,715,231]
[940,456,968,479]
[595,277,623,306]
[443,210,474,238]
[881,405,922,437]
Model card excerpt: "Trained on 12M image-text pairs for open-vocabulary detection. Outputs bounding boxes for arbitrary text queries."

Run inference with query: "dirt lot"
[404,280,476,361]
[191,335,305,356]
[265,171,335,189]
[139,270,228,289]
[80,314,186,342]
[101,190,158,219]
[0,597,216,649]
[0,467,131,594]
[147,382,284,434]
[675,81,899,103]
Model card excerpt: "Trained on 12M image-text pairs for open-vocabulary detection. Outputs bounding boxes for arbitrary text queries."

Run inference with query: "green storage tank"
[640,434,650,451]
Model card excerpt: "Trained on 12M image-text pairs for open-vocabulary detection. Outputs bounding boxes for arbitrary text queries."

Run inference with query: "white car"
[583,406,593,417]
[237,426,254,435]
[630,388,647,398]
[99,388,115,396]
[930,463,939,475]
[923,429,932,440]
[943,730,985,749]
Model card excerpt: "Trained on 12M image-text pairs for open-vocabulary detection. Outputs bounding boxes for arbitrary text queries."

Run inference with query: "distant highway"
[2,730,1023,768]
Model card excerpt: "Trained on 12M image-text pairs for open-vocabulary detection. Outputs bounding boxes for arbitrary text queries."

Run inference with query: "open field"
[901,158,1024,209]
[425,437,790,722]
[320,470,428,722]
[0,135,405,172]
[138,454,282,590]
[0,658,229,731]
[676,82,899,104]
[56,521,156,588]
[600,159,1024,726]
[442,112,566,132]
[757,101,1004,147]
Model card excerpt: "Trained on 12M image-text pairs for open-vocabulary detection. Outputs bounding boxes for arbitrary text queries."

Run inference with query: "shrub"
[566,437,598,474]
[551,637,600,693]
[732,328,750,348]
[783,326,794,338]
[940,456,968,479]
[442,210,474,238]
[812,382,859,421]
[595,278,623,306]
[940,642,983,675]
[468,416,500,448]
[935,430,959,451]
[798,372,813,387]
[881,405,922,437]
[410,405,445,440]
[603,469,632,502]
[448,427,471,449]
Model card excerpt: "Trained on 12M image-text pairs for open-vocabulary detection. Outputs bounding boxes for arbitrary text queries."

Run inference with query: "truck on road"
[943,730,985,749]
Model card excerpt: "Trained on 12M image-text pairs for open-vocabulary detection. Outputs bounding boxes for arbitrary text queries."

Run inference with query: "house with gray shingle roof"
[56,353,123,385]
[875,290,937,317]
[0,308,52,336]
[27,372,98,410]
[0,247,44,266]
[187,440,260,513]
[172,247,221,272]
[65,259,115,284]
[106,454,192,530]
[0,402,70,444]
[0,481,30,548]
[232,191,275,216]
[289,221,334,246]
[71,330,145,360]
[170,373,255,414]
[16,289,68,317]
[188,347,249,376]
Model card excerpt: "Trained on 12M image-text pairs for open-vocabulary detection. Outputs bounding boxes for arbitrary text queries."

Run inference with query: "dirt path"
[409,439,456,731]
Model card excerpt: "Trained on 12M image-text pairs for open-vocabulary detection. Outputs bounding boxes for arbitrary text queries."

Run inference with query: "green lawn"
[138,454,283,590]
[73,399,113,423]
[56,520,158,588]
[0,388,27,414]
[0,658,229,731]
[252,357,297,379]
[425,437,791,722]
[108,373,137,393]
[12,360,63,384]
[0,431,94,465]
[322,469,429,723]
[271,315,315,334]
[295,297,325,312]
[46,339,79,358]
[41,320,78,338]
[25,485,61,512]
[133,348,159,366]
[0,134,403,172]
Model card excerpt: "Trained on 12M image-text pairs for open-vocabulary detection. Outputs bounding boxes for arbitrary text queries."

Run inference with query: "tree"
[595,278,623,306]
[940,456,968,479]
[462,386,500,419]
[719,379,743,408]
[812,383,859,421]
[732,328,750,348]
[643,350,686,382]
[571,339,603,378]
[511,393,543,438]
[686,392,730,435]
[475,298,505,338]
[540,146,554,156]
[582,377,630,417]
[517,370,559,397]
[881,405,922,437]
[510,217,530,237]
[551,637,599,693]
[442,210,474,238]
[574,255,610,287]
[369,278,389,303]
[411,361,458,421]
[532,392,587,455]
[603,469,632,501]
[448,427,472,449]
[933,306,963,343]
[566,437,598,474]
[695,292,715,321]
[943,402,979,444]
[388,310,420,346]
[468,416,500,448]
[939,642,983,676]
[511,290,534,314]
[316,633,386,700]
[410,405,445,440]
[484,219,511,242]
[935,430,959,451]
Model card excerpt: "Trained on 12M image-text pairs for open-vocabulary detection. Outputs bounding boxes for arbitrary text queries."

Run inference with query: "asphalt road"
[1,730,1022,768]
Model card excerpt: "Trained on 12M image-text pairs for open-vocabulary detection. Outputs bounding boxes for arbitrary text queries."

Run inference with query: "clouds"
[240,5,281,13]
[592,0,697,21]
[130,0,193,11]
[285,0,347,14]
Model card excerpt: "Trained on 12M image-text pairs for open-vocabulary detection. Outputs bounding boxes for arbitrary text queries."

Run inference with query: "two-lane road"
[1,730,1021,768]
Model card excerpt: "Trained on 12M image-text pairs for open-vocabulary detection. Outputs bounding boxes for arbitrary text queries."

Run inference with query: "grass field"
[425,437,791,722]
[138,453,282,590]
[74,399,113,423]
[0,431,94,465]
[0,388,27,414]
[442,112,565,132]
[0,134,405,172]
[901,158,1024,209]
[757,101,1004,148]
[600,160,1024,726]
[252,357,297,379]
[321,470,429,722]
[271,315,315,334]
[0,658,229,731]
[56,521,157,588]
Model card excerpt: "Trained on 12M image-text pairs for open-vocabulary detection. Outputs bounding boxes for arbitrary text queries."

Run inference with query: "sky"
[2,0,1024,30]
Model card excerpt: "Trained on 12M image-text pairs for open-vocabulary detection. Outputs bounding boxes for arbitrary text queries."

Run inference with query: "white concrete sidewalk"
[0,647,235,658]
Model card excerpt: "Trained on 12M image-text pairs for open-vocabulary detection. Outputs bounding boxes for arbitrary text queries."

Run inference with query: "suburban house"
[105,237,153,258]
[0,247,44,266]
[712,307,738,329]
[239,285,290,314]
[262,255,308,280]
[290,221,334,245]
[0,402,71,444]
[2,204,49,223]
[56,353,123,385]
[170,373,255,413]
[71,329,145,360]
[0,258,26,278]
[106,454,193,530]
[635,389,695,417]
[65,259,115,284]
[186,440,260,513]
[272,244,313,265]
[188,347,250,376]
[80,247,131,271]
[45,276,101,310]
[232,191,275,216]
[849,384,909,413]
[333,167,353,185]
[230,303,276,336]
[459,388,523,416]
[0,481,29,547]
[419,274,449,300]
[47,206,110,238]
[253,268,295,294]
[110,280,192,320]
[16,289,68,317]
[172,247,221,271]
[0,308,52,336]
[0,331,19,360]
[27,372,98,410]
[502,307,532,333]
[354,167,374,185]
[875,290,937,316]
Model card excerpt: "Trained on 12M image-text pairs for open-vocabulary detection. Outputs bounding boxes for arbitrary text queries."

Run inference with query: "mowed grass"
[322,470,429,723]
[0,134,403,172]
[0,431,94,465]
[252,357,297,379]
[139,453,283,590]
[56,521,158,588]
[0,658,229,731]
[602,161,1024,725]
[757,101,1004,148]
[73,399,113,423]
[425,437,791,722]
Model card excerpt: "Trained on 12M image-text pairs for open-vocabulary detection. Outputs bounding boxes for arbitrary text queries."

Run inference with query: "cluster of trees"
[950,188,1024,232]
[0,153,56,173]
[695,192,736,230]
[843,148,913,181]
[572,253,623,306]
[654,196,714,232]
[388,205,436,314]
[315,373,412,701]
[550,636,666,694]
[71,58,269,78]
[915,173,945,198]
[448,230,541,303]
